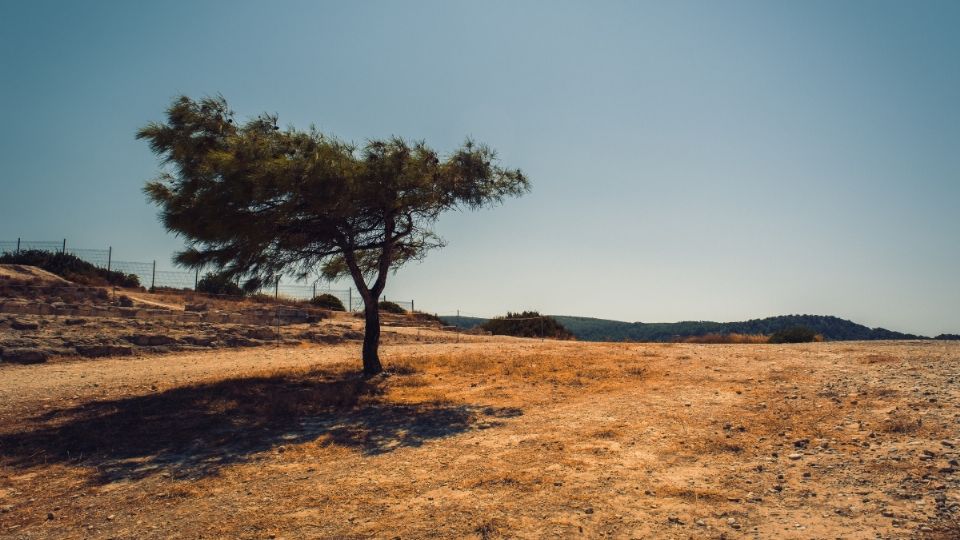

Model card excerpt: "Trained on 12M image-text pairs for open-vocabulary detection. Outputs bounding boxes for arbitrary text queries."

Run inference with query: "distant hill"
[441,314,929,342]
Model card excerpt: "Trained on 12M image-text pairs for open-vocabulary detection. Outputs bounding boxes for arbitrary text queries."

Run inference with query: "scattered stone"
[245,327,277,340]
[124,334,177,346]
[667,516,683,524]
[75,344,133,358]
[1,348,49,364]
[11,319,39,331]
[788,453,803,460]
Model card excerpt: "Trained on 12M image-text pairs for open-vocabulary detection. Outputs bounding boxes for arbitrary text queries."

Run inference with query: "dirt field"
[1,334,958,539]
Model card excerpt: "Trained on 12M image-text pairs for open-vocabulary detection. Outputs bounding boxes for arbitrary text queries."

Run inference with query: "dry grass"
[0,338,957,539]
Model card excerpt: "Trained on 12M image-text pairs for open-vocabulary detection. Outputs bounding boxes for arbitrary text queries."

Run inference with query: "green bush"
[412,311,442,324]
[481,311,574,339]
[310,293,346,311]
[196,272,244,297]
[379,300,406,314]
[768,326,820,344]
[0,249,140,287]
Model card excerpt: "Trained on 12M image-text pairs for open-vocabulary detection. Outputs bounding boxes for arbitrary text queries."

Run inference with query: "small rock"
[1,348,49,364]
[695,519,706,527]
[667,516,682,524]
[11,319,39,331]
[47,512,54,520]
[788,453,803,460]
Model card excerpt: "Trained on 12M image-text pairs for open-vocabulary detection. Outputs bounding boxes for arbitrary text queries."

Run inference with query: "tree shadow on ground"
[0,369,522,484]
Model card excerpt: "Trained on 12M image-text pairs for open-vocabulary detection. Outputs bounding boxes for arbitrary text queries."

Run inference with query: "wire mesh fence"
[0,238,423,313]
[382,298,414,312]
[66,248,111,268]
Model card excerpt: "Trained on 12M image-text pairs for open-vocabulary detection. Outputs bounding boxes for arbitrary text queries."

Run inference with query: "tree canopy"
[138,95,529,374]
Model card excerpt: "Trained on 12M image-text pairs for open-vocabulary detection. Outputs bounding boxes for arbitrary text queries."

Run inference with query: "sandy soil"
[0,336,958,539]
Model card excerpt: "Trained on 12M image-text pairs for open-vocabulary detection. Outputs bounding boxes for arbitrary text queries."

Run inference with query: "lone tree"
[138,96,528,375]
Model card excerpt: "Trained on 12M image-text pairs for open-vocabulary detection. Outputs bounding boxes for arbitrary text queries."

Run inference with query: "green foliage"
[440,315,487,329]
[412,311,443,324]
[0,250,140,288]
[551,314,924,342]
[310,293,345,311]
[481,311,574,340]
[768,326,820,344]
[196,272,244,297]
[379,300,406,314]
[137,95,529,300]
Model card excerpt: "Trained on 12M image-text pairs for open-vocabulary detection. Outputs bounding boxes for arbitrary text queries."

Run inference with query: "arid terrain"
[1,324,958,539]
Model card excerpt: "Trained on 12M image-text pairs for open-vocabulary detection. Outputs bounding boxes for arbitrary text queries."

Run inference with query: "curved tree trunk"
[361,302,383,376]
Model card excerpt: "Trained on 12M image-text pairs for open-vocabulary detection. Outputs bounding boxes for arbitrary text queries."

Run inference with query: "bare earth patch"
[0,336,958,539]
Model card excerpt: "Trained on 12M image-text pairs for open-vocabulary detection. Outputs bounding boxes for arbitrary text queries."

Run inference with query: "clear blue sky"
[2,1,958,335]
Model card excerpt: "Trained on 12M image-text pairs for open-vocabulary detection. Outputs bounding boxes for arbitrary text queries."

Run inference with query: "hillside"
[442,314,928,342]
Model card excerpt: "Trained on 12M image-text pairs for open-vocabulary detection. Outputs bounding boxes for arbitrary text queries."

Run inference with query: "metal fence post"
[411,299,414,312]
[195,269,199,290]
[15,237,20,254]
[312,282,316,299]
[348,288,352,311]
[151,260,156,289]
[107,246,112,271]
[274,278,279,299]
[62,238,66,254]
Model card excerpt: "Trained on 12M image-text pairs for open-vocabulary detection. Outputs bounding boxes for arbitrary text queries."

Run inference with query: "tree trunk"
[361,301,383,376]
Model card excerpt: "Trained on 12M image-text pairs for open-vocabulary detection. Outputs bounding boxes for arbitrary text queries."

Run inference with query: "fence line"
[0,238,418,313]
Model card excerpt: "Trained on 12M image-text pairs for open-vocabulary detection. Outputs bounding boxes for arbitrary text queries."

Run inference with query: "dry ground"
[0,334,958,539]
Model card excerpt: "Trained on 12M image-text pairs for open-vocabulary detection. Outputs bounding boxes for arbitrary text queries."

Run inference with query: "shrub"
[768,326,821,344]
[196,272,244,297]
[0,249,140,287]
[310,293,346,311]
[379,300,406,314]
[480,311,574,339]
[410,311,442,324]
[679,333,769,344]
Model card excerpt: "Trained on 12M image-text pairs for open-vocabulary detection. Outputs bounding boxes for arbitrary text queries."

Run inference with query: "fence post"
[107,246,112,271]
[274,278,279,299]
[195,269,199,290]
[15,237,20,254]
[348,288,352,311]
[62,238,66,254]
[151,260,156,290]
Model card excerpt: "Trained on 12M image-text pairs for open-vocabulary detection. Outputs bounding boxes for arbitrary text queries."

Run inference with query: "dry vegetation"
[0,333,958,539]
